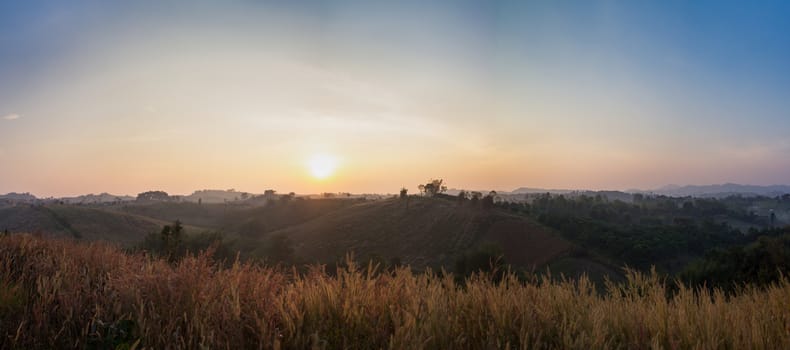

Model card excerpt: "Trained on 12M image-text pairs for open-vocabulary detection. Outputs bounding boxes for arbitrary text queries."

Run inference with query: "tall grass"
[1,234,788,349]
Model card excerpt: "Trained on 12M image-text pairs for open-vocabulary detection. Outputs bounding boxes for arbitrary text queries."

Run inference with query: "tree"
[470,191,482,206]
[457,190,468,204]
[279,192,295,204]
[399,188,408,199]
[482,191,497,210]
[418,179,447,197]
[161,220,184,263]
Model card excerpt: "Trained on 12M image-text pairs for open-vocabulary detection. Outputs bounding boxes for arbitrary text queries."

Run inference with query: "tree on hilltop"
[418,179,447,197]
[469,191,482,206]
[482,191,497,210]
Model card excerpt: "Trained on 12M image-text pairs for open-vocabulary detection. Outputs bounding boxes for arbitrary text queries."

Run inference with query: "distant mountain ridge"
[642,183,790,198]
[61,193,135,204]
[507,183,790,198]
[509,187,577,195]
[0,192,37,202]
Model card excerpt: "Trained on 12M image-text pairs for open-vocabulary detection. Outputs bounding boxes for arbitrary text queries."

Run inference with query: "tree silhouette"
[161,220,184,263]
[482,191,497,210]
[469,191,482,206]
[418,179,447,197]
[457,190,468,204]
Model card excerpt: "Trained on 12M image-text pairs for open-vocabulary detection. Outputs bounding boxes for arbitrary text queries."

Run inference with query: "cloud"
[2,114,21,121]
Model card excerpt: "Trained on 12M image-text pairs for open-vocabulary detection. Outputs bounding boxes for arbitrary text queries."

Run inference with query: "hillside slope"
[0,204,203,246]
[264,197,573,270]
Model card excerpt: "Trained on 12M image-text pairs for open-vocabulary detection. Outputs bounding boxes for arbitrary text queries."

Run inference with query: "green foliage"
[139,223,238,264]
[527,194,747,270]
[681,229,790,290]
[161,220,184,263]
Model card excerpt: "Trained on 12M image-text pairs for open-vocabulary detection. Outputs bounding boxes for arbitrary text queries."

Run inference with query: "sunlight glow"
[307,154,338,180]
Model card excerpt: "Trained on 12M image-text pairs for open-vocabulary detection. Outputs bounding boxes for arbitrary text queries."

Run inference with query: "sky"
[1,0,789,197]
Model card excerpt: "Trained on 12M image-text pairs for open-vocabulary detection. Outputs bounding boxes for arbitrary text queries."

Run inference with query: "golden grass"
[1,234,788,349]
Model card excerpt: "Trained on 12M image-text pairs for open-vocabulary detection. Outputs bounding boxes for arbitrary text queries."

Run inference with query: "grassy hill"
[110,202,232,229]
[257,197,575,271]
[0,204,206,246]
[222,198,360,237]
[0,197,622,279]
[108,198,359,236]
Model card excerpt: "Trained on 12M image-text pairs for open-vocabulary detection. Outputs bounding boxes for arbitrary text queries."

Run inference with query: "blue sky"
[1,1,789,196]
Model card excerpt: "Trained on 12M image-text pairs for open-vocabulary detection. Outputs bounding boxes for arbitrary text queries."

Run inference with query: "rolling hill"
[0,197,622,280]
[0,204,207,246]
[258,197,575,270]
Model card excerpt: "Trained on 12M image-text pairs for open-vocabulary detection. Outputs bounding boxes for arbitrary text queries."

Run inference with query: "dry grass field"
[1,234,789,349]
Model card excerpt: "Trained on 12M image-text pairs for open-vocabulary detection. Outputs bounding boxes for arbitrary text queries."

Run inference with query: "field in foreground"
[1,235,789,349]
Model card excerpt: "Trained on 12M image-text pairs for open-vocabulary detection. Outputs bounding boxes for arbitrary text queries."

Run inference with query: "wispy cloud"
[2,114,21,121]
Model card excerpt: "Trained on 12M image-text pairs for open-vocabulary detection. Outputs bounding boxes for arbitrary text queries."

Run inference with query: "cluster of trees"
[504,193,790,286]
[456,190,498,209]
[139,220,298,265]
[680,227,790,290]
[140,220,185,263]
[518,194,751,270]
[136,191,171,202]
[139,220,236,264]
[411,179,500,210]
[418,179,447,197]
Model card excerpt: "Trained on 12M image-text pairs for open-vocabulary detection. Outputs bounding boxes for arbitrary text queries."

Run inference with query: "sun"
[307,153,338,180]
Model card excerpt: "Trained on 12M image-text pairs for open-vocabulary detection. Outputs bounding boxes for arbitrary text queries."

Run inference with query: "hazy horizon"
[5,181,790,200]
[2,1,789,197]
